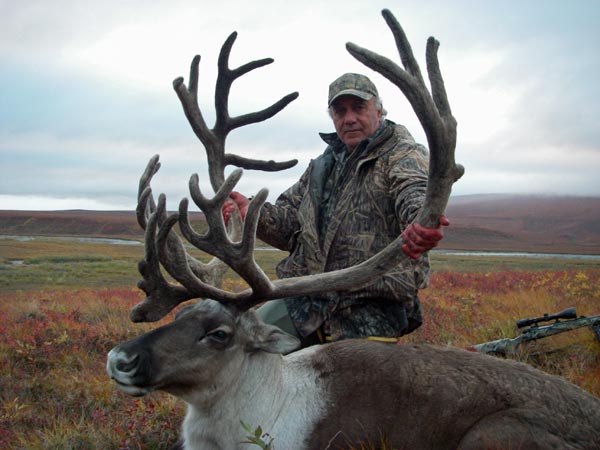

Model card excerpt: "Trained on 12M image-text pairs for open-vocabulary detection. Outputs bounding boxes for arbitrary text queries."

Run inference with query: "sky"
[1,0,599,211]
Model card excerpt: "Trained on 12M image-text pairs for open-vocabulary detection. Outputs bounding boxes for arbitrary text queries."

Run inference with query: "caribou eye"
[206,329,229,343]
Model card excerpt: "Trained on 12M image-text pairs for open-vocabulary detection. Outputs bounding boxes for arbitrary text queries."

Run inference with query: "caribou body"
[107,300,600,450]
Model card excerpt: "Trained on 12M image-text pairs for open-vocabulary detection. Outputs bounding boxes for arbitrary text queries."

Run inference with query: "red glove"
[222,192,250,226]
[401,215,449,260]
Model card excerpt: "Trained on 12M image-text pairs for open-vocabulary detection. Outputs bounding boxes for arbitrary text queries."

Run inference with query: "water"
[0,234,142,246]
[433,249,600,261]
[1,235,598,260]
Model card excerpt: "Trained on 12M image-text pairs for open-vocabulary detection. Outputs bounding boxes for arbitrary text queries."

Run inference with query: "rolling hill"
[442,194,600,254]
[1,194,599,254]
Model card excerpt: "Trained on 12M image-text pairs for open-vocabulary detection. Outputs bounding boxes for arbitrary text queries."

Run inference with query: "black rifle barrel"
[516,307,577,329]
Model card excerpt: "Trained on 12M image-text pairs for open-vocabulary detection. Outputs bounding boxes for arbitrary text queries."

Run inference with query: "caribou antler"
[346,9,463,227]
[174,32,299,191]
[132,32,298,322]
[131,10,464,322]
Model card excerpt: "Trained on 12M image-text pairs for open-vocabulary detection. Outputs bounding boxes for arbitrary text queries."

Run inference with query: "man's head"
[328,73,383,151]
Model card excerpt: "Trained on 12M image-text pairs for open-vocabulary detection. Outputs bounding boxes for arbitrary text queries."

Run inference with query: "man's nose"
[343,110,358,123]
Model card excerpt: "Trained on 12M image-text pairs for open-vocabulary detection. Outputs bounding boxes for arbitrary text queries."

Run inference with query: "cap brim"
[328,89,374,106]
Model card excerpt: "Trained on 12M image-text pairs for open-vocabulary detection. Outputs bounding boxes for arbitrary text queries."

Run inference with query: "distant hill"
[0,210,145,239]
[0,209,207,241]
[1,194,599,254]
[442,194,600,254]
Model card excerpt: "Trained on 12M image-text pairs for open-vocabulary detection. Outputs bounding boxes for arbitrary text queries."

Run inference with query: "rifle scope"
[516,307,577,329]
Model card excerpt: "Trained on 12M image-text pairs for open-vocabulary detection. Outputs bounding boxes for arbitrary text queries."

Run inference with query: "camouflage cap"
[328,73,379,106]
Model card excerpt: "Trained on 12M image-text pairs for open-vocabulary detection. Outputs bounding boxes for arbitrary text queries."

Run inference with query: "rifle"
[469,307,600,356]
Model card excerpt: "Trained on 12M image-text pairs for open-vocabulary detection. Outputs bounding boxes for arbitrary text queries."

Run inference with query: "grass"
[1,236,599,449]
[1,288,186,450]
[0,237,286,292]
[430,251,600,272]
[2,237,599,293]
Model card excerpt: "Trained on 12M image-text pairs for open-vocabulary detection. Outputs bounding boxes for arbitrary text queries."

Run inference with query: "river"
[0,234,142,246]
[433,250,600,261]
[1,235,599,260]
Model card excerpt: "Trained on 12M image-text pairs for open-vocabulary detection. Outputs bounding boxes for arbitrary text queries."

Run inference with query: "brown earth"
[1,194,599,254]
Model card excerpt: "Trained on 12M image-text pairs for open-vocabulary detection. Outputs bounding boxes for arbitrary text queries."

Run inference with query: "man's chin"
[342,134,364,149]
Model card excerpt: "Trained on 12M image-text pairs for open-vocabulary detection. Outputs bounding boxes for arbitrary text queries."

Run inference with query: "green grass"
[430,252,600,273]
[0,237,287,292]
[26,254,113,264]
[2,237,599,293]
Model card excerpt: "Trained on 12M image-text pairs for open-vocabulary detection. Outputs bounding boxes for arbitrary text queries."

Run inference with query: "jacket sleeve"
[256,167,310,251]
[389,143,429,227]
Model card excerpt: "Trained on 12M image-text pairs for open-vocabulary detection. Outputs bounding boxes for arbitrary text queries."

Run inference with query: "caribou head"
[107,300,299,399]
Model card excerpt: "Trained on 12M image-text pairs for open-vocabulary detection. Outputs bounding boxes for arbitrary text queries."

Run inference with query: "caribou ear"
[245,323,301,355]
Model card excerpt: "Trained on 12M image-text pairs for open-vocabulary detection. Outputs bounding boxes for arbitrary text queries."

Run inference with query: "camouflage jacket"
[257,120,430,340]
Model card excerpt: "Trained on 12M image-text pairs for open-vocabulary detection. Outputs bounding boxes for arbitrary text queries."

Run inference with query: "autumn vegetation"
[1,236,599,449]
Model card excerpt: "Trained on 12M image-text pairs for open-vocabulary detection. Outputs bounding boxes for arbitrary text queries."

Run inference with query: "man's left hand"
[402,215,449,260]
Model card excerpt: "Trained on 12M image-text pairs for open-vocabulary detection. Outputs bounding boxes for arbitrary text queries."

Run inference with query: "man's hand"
[222,192,250,226]
[401,215,449,260]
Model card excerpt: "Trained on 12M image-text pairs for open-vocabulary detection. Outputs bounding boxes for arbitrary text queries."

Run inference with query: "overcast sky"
[1,0,599,211]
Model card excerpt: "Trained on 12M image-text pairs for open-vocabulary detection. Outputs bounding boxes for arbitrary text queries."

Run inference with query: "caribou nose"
[107,347,147,381]
[107,347,154,396]
[116,353,140,373]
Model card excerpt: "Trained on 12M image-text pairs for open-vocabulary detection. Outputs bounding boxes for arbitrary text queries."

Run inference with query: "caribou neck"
[182,351,288,449]
[183,348,325,450]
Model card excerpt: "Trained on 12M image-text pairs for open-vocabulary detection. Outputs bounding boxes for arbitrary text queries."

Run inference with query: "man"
[224,73,447,346]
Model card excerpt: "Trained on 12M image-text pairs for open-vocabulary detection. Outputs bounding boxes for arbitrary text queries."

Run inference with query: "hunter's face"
[330,96,382,151]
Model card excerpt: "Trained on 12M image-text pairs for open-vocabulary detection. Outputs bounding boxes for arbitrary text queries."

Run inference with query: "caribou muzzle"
[107,344,154,397]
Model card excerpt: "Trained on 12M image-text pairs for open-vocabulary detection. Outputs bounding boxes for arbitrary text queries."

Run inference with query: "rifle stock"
[470,311,600,356]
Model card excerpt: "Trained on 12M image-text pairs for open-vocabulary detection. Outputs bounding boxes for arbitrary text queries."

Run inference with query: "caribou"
[107,9,600,450]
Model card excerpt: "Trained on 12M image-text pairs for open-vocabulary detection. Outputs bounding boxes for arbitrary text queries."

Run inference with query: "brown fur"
[305,340,600,450]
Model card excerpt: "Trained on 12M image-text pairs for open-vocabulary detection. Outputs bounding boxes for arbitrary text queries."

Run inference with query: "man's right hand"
[222,191,250,225]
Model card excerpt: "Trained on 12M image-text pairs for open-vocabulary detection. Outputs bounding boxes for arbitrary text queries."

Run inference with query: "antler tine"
[239,188,269,258]
[134,155,240,321]
[213,31,271,135]
[224,154,298,172]
[132,195,196,322]
[346,8,464,227]
[137,154,224,277]
[171,55,210,146]
[382,10,425,85]
[148,199,268,306]
[214,32,300,137]
[186,169,243,245]
[224,92,300,136]
[133,178,264,320]
[178,172,274,296]
[136,155,160,230]
[426,37,451,118]
[173,32,298,193]
[136,187,153,230]
[214,32,299,178]
[153,207,240,304]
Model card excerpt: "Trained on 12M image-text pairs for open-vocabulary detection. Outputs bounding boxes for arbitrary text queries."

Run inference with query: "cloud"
[1,0,599,212]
